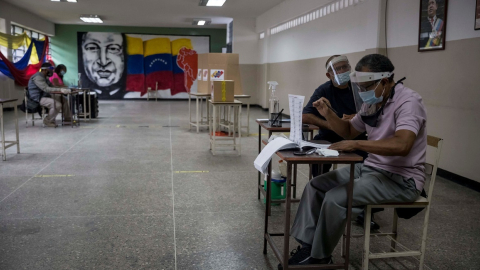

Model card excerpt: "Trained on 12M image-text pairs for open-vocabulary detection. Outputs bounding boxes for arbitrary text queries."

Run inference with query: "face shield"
[326,56,351,86]
[41,66,55,77]
[350,71,392,127]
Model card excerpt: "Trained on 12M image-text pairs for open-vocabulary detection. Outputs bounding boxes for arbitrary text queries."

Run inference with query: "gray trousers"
[40,95,72,123]
[290,163,420,259]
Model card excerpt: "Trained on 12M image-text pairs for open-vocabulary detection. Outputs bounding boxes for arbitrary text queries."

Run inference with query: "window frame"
[10,24,51,63]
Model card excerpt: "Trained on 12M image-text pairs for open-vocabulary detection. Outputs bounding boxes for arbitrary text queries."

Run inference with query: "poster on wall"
[476,0,480,30]
[418,0,449,52]
[210,69,225,81]
[77,32,210,99]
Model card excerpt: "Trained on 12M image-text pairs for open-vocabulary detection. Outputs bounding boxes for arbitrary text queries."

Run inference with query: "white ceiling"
[4,0,286,29]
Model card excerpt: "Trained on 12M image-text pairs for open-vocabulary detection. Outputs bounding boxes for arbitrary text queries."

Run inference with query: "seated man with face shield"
[281,54,427,268]
[303,55,368,176]
[27,63,72,127]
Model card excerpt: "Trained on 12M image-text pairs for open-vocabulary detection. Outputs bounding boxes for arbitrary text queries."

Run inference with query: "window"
[260,32,265,39]
[10,25,51,63]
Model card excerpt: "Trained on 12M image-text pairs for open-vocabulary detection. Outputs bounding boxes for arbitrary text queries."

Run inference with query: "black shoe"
[278,246,333,270]
[356,213,380,231]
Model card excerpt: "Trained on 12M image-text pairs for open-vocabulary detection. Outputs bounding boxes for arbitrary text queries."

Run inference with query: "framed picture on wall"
[418,0,449,51]
[475,0,480,30]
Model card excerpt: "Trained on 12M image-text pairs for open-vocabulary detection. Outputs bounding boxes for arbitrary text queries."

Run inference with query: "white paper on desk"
[299,141,330,149]
[288,94,305,145]
[316,148,339,157]
[254,137,298,174]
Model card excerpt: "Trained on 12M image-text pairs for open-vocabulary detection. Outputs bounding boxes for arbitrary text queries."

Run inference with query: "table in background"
[50,91,80,127]
[263,143,363,270]
[189,92,211,133]
[256,120,319,202]
[0,99,20,161]
[209,100,242,155]
[71,88,92,122]
[234,94,251,135]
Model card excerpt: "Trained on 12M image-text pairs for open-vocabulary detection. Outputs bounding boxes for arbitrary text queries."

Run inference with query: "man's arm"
[33,75,59,93]
[329,130,416,156]
[313,97,362,139]
[302,113,330,130]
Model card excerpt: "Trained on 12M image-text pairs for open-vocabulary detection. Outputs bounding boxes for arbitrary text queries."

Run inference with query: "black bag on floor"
[396,189,428,219]
[19,98,40,114]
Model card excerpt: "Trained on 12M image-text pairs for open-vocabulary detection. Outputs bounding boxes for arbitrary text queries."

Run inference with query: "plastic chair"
[147,82,158,101]
[342,135,443,270]
[24,88,46,128]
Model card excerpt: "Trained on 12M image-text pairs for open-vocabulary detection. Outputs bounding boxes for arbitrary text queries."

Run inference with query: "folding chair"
[24,88,46,127]
[342,135,443,270]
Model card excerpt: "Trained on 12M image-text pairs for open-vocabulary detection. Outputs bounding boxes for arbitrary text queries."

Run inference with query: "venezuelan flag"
[126,36,145,95]
[144,38,173,92]
[171,38,193,95]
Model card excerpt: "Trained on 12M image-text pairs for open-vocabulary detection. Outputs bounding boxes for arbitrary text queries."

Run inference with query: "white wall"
[256,0,332,34]
[232,17,259,64]
[254,0,480,181]
[387,0,480,48]
[0,0,55,107]
[265,0,381,63]
[0,0,55,36]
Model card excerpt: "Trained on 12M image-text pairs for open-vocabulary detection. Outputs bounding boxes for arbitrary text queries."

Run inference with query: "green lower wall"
[51,24,226,85]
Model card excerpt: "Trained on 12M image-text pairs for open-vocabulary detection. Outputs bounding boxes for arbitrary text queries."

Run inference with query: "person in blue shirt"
[301,55,378,233]
[302,55,368,176]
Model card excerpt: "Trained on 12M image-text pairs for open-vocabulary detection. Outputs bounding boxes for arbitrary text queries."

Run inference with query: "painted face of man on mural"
[82,32,125,98]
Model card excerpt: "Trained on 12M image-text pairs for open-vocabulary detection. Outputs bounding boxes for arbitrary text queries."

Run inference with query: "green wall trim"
[51,24,226,85]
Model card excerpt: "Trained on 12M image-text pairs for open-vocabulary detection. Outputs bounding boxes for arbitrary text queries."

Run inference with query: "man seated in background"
[28,63,72,127]
[302,55,378,229]
[282,54,427,268]
[303,55,368,176]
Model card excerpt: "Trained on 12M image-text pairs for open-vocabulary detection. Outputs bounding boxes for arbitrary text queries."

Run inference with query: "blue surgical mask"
[60,71,66,76]
[358,82,384,105]
[336,71,351,85]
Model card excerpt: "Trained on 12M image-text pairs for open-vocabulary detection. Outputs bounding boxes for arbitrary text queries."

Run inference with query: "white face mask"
[335,71,351,86]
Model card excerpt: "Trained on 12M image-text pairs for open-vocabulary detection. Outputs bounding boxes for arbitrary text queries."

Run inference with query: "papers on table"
[288,94,305,145]
[256,119,291,122]
[316,148,339,157]
[254,137,298,174]
[254,137,332,174]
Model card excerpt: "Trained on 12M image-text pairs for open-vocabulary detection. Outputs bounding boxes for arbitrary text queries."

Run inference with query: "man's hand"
[312,97,333,118]
[60,88,71,94]
[342,114,355,121]
[329,140,358,152]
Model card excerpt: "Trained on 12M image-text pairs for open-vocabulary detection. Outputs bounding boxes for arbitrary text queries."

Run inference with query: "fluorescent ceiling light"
[80,15,103,23]
[67,0,77,2]
[199,0,226,7]
[51,0,77,2]
[206,0,226,6]
[192,19,211,25]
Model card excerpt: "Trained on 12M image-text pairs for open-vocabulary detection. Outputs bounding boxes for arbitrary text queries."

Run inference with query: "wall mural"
[77,32,209,99]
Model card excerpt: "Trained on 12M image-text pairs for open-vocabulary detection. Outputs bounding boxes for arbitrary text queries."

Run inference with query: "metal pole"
[14,104,19,153]
[345,163,355,270]
[283,162,293,270]
[1,104,5,161]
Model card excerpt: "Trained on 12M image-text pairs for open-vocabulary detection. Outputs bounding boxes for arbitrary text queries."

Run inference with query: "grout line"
[0,210,266,221]
[169,102,178,270]
[0,114,115,205]
[0,213,168,220]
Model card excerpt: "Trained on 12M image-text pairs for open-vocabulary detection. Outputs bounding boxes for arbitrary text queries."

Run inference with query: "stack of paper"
[254,138,331,174]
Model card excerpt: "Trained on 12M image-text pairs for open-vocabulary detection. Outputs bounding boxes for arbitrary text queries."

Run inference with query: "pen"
[272,108,284,124]
[323,100,338,114]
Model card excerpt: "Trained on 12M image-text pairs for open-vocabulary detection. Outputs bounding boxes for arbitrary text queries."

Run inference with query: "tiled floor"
[0,100,479,269]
